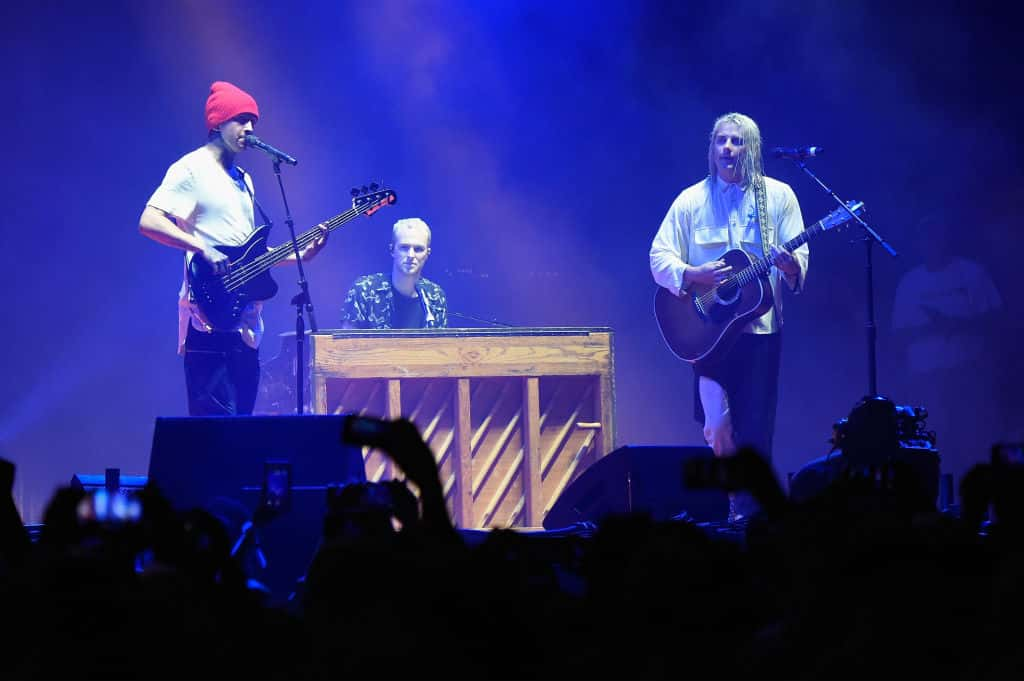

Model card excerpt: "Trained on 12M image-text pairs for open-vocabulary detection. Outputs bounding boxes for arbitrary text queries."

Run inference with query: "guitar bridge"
[693,295,709,321]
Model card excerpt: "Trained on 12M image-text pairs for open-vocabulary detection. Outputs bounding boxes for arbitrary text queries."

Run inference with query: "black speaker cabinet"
[147,415,366,598]
[543,445,729,529]
[70,470,149,492]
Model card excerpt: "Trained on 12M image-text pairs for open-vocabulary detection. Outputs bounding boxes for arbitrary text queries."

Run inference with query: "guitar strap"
[236,166,273,229]
[753,175,772,260]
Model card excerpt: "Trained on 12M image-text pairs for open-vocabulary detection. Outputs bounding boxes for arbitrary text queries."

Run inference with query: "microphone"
[244,132,298,166]
[772,146,824,160]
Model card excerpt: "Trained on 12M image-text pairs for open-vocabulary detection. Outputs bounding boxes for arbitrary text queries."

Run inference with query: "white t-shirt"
[147,146,264,353]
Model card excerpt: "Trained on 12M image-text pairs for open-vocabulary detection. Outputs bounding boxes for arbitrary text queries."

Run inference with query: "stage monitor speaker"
[147,415,366,599]
[543,445,729,530]
[70,470,148,492]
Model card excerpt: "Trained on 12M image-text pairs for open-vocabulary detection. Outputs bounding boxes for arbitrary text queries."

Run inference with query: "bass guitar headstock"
[352,183,397,217]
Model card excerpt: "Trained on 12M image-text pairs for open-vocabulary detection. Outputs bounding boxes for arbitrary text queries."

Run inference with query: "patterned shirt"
[340,272,448,329]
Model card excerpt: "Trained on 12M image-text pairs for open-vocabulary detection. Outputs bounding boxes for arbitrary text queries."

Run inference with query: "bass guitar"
[654,200,865,364]
[188,185,396,331]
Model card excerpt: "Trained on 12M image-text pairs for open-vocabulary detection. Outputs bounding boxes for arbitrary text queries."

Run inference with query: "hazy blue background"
[2,0,1019,521]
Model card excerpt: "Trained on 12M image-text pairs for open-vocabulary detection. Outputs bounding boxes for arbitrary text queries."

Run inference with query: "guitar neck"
[261,207,362,269]
[736,217,827,283]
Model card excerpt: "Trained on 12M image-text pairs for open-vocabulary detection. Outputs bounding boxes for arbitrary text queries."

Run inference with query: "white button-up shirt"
[650,175,809,334]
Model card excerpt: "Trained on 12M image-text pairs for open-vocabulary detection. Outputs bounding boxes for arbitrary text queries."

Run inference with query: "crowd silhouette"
[2,401,1022,679]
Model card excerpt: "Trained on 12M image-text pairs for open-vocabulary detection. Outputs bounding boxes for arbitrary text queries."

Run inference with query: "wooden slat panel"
[400,379,454,473]
[312,371,327,415]
[455,378,473,527]
[386,380,401,419]
[540,384,592,475]
[469,378,524,527]
[479,450,523,527]
[598,372,615,459]
[544,430,597,516]
[522,377,542,527]
[325,379,389,482]
[537,376,599,520]
[383,380,401,480]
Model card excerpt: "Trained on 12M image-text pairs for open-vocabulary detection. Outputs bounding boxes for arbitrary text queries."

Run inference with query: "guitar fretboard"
[261,207,362,270]
[728,204,860,289]
[223,192,394,290]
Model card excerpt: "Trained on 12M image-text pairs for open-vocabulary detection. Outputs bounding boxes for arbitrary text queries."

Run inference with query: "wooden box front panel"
[258,329,615,529]
[538,375,602,523]
[323,377,456,499]
[319,374,600,529]
[466,377,525,528]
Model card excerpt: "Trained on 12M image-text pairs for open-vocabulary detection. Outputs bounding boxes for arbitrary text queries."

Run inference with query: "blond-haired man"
[650,113,809,521]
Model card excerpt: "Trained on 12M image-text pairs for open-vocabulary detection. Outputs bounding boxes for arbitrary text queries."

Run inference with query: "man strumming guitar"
[139,81,327,416]
[649,112,809,523]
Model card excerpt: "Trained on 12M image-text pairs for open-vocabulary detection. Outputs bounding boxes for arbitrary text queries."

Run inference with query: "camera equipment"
[831,396,936,452]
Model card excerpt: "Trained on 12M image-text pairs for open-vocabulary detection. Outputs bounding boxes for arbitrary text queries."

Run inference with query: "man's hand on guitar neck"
[302,223,330,261]
[684,260,733,289]
[770,245,800,278]
[280,223,329,266]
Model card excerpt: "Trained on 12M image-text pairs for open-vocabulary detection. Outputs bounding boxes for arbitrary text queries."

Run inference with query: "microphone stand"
[787,159,897,397]
[270,159,318,415]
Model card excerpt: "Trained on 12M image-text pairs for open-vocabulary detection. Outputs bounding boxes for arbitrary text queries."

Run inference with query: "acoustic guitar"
[654,200,865,364]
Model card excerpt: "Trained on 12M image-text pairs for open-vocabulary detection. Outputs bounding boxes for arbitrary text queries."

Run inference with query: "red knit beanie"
[205,81,260,131]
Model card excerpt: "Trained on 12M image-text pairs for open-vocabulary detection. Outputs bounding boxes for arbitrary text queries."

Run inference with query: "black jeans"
[694,332,782,519]
[694,332,782,461]
[183,325,259,416]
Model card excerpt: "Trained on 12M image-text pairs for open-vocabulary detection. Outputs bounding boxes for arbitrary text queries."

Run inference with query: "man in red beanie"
[139,81,326,415]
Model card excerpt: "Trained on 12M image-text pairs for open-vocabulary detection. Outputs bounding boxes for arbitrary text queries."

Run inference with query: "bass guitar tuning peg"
[369,182,379,191]
[350,187,361,197]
